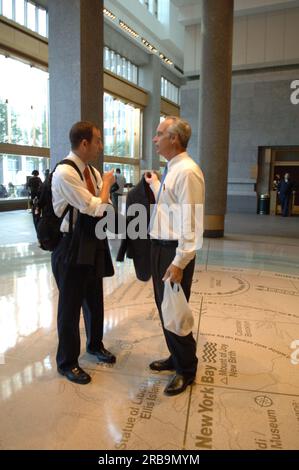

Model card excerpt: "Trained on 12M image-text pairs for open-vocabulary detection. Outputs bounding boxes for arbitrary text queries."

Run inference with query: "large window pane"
[0,55,49,147]
[26,1,36,31]
[37,7,47,37]
[104,93,141,160]
[0,154,49,200]
[104,47,110,69]
[161,76,180,105]
[103,162,139,186]
[103,46,138,85]
[132,65,138,85]
[116,54,122,76]
[2,0,13,19]
[15,0,25,25]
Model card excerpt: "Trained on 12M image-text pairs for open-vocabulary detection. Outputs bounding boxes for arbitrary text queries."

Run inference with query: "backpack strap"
[59,159,84,181]
[52,159,84,235]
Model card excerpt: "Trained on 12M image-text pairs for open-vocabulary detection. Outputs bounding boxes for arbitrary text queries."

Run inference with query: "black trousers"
[151,240,198,377]
[51,235,104,370]
[280,194,291,217]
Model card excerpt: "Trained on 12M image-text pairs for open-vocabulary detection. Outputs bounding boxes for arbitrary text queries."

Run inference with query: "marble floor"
[0,211,299,450]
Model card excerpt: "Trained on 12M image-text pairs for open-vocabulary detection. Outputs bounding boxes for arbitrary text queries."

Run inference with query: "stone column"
[199,0,234,237]
[48,0,103,170]
[139,54,161,171]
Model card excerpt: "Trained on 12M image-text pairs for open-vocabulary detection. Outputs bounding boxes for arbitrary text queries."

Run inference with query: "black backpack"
[36,160,97,252]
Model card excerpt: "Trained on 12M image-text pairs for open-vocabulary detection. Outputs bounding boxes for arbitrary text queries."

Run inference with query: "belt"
[151,239,178,247]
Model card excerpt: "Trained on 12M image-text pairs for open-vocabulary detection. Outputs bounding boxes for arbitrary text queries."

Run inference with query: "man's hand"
[162,263,183,284]
[144,171,159,185]
[100,170,115,203]
[102,170,115,188]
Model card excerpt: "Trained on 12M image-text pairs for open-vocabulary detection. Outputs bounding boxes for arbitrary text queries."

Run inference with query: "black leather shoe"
[57,366,91,385]
[149,358,175,372]
[87,345,116,364]
[164,373,195,396]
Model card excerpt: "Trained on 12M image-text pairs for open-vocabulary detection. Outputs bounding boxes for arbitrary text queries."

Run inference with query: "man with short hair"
[145,116,205,396]
[51,121,116,384]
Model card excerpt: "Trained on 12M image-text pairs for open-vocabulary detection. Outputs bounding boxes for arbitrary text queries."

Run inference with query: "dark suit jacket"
[278,180,293,196]
[116,176,155,281]
[65,212,114,278]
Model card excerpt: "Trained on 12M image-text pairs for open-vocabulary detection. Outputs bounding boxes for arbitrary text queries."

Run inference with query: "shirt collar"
[167,151,188,170]
[67,151,87,175]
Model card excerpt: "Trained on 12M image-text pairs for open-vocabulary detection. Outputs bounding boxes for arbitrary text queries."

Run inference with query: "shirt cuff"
[172,251,196,270]
[150,181,161,199]
[82,195,108,218]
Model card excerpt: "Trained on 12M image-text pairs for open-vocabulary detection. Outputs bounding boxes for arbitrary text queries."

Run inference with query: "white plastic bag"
[161,279,194,336]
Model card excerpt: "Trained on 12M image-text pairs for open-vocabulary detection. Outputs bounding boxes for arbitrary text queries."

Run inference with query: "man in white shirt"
[51,121,116,385]
[145,116,205,396]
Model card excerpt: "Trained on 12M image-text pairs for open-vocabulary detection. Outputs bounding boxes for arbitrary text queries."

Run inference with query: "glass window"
[103,162,139,186]
[0,55,49,147]
[15,0,25,25]
[26,1,36,31]
[103,92,141,161]
[2,0,13,19]
[122,57,128,80]
[0,154,49,200]
[110,50,116,74]
[103,46,138,85]
[116,54,122,77]
[104,47,110,70]
[132,65,138,85]
[161,76,180,105]
[37,7,47,37]
[139,0,158,18]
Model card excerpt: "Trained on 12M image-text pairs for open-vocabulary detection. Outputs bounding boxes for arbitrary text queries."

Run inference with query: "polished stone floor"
[0,211,299,450]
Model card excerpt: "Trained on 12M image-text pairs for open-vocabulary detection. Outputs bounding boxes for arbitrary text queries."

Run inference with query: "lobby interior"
[1,0,299,451]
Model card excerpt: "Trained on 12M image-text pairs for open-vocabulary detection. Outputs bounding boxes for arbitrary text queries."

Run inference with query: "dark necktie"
[84,166,96,196]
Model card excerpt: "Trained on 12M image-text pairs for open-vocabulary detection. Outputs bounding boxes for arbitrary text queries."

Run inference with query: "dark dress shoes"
[87,345,116,364]
[57,366,91,385]
[164,373,195,396]
[149,358,175,372]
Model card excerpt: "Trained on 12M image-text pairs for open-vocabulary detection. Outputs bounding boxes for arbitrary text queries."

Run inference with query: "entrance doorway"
[257,147,299,216]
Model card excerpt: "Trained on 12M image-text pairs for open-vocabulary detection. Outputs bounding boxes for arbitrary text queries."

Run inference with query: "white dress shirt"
[149,152,205,269]
[52,152,107,232]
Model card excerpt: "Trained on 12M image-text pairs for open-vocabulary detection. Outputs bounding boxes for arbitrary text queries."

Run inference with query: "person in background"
[27,170,42,205]
[272,173,281,191]
[111,168,126,209]
[278,172,294,217]
[0,184,8,198]
[27,170,42,230]
[44,169,50,181]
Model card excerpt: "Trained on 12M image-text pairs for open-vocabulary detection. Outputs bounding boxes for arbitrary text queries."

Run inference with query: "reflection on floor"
[0,211,299,450]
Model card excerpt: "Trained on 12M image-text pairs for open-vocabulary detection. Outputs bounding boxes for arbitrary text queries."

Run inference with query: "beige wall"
[184,7,299,75]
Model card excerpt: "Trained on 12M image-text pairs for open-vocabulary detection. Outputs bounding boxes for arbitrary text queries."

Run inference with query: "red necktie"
[84,166,96,196]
